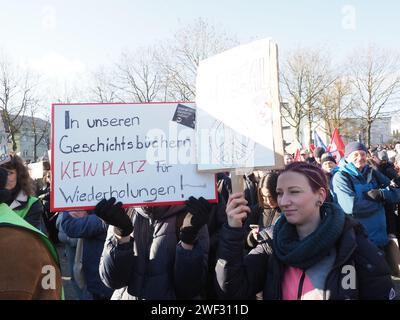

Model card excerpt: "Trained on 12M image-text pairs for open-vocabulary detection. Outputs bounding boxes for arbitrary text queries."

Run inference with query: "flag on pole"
[313,130,327,150]
[327,128,345,161]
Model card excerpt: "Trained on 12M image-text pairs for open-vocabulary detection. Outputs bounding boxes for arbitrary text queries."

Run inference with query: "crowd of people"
[1,140,400,300]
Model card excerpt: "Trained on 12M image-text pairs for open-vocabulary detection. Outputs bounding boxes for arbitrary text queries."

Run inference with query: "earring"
[316,200,323,207]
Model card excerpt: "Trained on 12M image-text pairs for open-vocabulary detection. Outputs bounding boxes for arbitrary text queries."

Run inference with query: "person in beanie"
[321,153,338,175]
[332,141,400,248]
[320,153,338,202]
[216,162,395,300]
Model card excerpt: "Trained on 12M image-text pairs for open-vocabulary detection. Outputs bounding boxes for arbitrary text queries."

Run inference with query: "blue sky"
[0,0,399,129]
[1,0,399,77]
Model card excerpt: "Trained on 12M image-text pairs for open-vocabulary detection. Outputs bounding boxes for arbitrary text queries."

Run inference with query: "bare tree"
[348,46,400,146]
[318,77,354,137]
[0,57,39,151]
[27,103,50,162]
[281,48,335,144]
[88,66,122,103]
[157,18,238,101]
[115,47,163,103]
[51,80,85,104]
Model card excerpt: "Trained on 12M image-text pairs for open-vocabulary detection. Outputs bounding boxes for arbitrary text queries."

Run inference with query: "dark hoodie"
[99,205,209,300]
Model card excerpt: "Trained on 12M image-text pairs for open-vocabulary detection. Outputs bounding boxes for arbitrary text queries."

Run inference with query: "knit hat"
[378,150,389,161]
[313,147,326,159]
[320,153,337,165]
[344,141,368,158]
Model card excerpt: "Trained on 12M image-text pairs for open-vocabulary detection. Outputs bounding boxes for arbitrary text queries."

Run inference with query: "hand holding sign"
[180,196,211,244]
[94,197,133,237]
[226,192,250,228]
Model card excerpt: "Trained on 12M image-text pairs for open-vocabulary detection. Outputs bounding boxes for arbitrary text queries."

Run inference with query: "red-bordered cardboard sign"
[51,102,217,212]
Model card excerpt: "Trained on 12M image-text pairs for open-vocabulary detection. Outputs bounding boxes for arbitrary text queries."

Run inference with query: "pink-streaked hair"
[280,162,328,193]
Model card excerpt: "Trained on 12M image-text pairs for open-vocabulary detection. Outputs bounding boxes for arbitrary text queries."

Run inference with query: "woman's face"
[276,171,325,227]
[5,169,17,190]
[260,187,278,208]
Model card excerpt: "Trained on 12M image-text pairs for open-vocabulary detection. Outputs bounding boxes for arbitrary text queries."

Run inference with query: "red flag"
[327,128,345,161]
[293,148,302,162]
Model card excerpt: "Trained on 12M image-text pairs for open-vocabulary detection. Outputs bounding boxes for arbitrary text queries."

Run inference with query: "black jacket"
[216,216,395,300]
[100,206,209,300]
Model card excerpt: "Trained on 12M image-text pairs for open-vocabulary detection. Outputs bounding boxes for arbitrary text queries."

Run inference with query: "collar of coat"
[9,190,28,210]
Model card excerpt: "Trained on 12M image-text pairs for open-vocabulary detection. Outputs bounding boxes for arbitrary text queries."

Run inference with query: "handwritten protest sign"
[51,102,217,211]
[196,38,284,172]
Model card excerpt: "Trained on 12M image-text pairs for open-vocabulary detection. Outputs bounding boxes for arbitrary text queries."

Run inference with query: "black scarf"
[273,203,345,270]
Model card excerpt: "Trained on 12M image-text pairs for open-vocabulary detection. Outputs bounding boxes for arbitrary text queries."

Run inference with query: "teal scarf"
[273,203,345,270]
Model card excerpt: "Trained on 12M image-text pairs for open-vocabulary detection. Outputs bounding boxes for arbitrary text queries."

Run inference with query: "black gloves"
[94,197,133,237]
[365,189,384,202]
[0,168,11,203]
[180,196,211,245]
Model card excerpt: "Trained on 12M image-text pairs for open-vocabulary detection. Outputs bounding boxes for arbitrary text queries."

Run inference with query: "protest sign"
[28,161,44,180]
[51,102,217,211]
[195,38,284,172]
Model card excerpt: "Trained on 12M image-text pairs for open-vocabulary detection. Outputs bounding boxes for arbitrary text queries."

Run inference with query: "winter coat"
[9,190,46,233]
[56,212,78,247]
[0,227,63,299]
[61,211,113,299]
[99,205,209,300]
[332,161,400,247]
[216,212,395,300]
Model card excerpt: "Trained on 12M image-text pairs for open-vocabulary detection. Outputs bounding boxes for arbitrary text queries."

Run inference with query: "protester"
[216,172,231,205]
[244,171,281,250]
[300,149,309,162]
[284,153,294,165]
[37,170,59,244]
[0,167,63,299]
[56,211,87,299]
[61,209,113,300]
[97,197,210,300]
[320,153,338,201]
[332,142,400,248]
[313,147,326,165]
[216,162,395,300]
[0,154,46,233]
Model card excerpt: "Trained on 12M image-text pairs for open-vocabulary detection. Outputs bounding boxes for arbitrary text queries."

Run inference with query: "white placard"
[51,102,217,211]
[196,38,284,171]
[28,161,44,180]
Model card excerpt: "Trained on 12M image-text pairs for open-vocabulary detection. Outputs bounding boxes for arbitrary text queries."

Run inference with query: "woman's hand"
[226,192,251,228]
